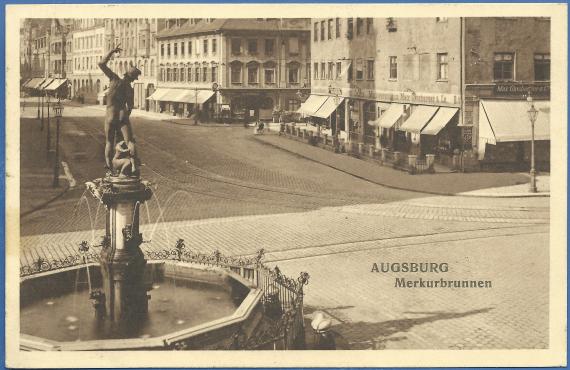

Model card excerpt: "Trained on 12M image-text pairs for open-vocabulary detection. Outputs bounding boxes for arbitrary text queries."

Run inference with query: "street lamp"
[527,95,539,193]
[328,84,340,153]
[52,100,64,188]
[46,92,51,158]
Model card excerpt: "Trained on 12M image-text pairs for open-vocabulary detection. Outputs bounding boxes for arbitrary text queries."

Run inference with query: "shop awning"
[43,79,68,91]
[399,105,439,133]
[24,78,42,89]
[421,107,458,135]
[21,79,31,87]
[297,95,328,115]
[146,88,171,101]
[477,100,550,160]
[312,96,344,119]
[175,89,215,104]
[38,78,55,90]
[372,103,404,128]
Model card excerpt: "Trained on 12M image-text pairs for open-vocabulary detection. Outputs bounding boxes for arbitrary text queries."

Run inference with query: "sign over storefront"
[494,83,550,97]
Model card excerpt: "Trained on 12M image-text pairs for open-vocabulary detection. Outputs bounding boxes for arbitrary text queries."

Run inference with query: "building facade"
[305,17,550,170]
[71,19,106,103]
[102,18,164,110]
[154,18,311,121]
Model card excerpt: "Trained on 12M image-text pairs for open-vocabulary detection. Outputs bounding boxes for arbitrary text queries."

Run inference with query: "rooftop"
[157,18,309,39]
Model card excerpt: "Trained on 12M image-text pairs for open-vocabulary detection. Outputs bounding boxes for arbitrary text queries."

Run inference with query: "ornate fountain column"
[87,175,153,321]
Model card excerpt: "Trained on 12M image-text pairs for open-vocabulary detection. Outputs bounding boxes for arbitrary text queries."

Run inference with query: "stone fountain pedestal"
[86,175,153,321]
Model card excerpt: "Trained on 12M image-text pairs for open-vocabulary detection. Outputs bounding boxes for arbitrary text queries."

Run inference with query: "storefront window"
[288,99,301,111]
[534,53,550,81]
[493,52,514,81]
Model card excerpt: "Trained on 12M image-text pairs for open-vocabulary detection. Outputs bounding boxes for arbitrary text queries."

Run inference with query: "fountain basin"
[20,261,263,351]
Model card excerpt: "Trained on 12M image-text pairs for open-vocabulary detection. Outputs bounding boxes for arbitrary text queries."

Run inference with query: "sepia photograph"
[5,3,567,368]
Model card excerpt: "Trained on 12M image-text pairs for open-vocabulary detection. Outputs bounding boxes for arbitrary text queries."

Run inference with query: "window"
[181,42,185,56]
[356,18,363,36]
[211,65,217,82]
[166,68,171,82]
[288,37,299,55]
[288,99,301,111]
[195,66,200,82]
[203,66,208,82]
[328,62,334,80]
[173,67,178,82]
[265,39,274,55]
[493,52,514,81]
[437,53,448,80]
[231,39,241,55]
[187,66,192,81]
[320,62,325,79]
[336,18,341,38]
[347,18,354,39]
[174,42,178,56]
[188,41,192,55]
[336,62,342,79]
[320,21,325,41]
[436,17,448,22]
[288,63,299,84]
[534,53,550,81]
[264,63,276,84]
[305,63,311,83]
[151,60,155,77]
[389,56,397,79]
[167,43,171,57]
[314,22,318,42]
[161,44,164,57]
[248,63,259,84]
[366,18,373,34]
[248,39,257,54]
[203,39,208,54]
[367,60,374,80]
[212,39,217,54]
[180,67,185,82]
[356,59,364,80]
[231,62,242,83]
[347,62,353,82]
[327,19,333,40]
[314,62,319,79]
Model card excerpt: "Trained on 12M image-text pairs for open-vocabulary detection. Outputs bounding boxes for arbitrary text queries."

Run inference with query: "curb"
[20,183,70,218]
[254,134,550,199]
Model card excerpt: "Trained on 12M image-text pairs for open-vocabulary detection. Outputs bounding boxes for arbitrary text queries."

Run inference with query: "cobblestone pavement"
[18,103,550,350]
[277,232,549,350]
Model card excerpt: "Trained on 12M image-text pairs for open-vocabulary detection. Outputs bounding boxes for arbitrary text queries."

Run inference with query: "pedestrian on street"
[98,44,141,176]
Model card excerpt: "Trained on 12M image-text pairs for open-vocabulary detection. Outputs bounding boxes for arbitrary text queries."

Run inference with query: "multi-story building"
[102,18,165,110]
[305,17,550,170]
[20,19,34,83]
[70,18,106,103]
[154,18,311,121]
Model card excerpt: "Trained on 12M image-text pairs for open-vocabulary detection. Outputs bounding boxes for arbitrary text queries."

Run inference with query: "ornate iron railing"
[20,239,309,350]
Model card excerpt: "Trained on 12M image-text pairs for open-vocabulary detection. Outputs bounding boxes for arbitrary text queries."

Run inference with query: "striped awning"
[399,105,439,133]
[43,79,68,91]
[421,107,458,135]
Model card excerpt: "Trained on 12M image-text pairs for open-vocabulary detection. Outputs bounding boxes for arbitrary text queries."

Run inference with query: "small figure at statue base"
[112,140,139,178]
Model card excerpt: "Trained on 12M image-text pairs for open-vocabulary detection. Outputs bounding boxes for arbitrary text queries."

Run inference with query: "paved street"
[19,102,550,350]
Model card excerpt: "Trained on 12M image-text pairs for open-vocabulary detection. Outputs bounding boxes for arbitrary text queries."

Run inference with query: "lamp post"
[527,95,539,193]
[37,93,41,121]
[46,92,51,158]
[194,86,199,125]
[52,100,64,188]
[328,84,341,153]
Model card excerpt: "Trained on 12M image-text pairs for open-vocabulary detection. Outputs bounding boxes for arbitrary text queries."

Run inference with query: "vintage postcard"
[5,2,567,368]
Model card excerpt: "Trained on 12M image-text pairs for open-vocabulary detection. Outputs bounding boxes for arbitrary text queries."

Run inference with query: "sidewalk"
[254,132,549,197]
[20,116,69,217]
